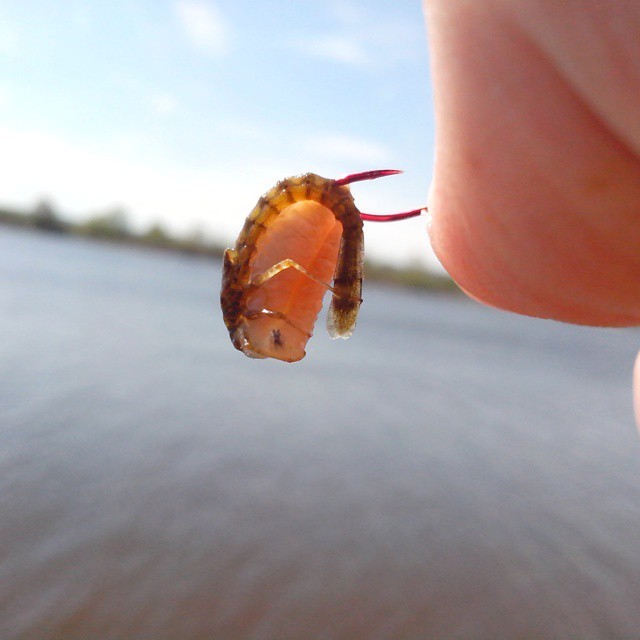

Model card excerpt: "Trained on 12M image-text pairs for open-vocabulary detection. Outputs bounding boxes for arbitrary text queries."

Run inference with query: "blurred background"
[0,0,434,269]
[2,2,640,639]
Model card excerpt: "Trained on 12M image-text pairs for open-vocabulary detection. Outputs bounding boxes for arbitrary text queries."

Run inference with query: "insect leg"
[334,169,402,186]
[251,258,339,294]
[360,207,426,222]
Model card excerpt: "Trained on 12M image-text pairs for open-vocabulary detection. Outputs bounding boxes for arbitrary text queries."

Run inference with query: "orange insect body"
[243,200,344,361]
[221,173,363,362]
[221,170,422,363]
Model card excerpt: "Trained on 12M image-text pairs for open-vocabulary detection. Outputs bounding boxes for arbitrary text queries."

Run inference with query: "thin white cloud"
[175,0,229,56]
[306,133,390,164]
[295,2,423,70]
[299,35,367,67]
[150,94,179,116]
[328,0,365,26]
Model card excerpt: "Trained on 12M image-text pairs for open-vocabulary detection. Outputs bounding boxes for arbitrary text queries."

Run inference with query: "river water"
[1,226,640,639]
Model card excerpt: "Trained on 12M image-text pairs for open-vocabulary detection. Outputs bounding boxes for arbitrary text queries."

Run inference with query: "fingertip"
[424,0,640,327]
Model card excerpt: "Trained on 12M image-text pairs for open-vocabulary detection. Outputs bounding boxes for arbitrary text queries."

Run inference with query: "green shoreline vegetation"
[0,200,457,292]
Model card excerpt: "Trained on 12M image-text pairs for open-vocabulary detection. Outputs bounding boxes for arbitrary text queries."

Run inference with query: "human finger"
[424,0,640,326]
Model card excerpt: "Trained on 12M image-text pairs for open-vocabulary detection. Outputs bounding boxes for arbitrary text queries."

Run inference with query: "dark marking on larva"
[336,194,353,208]
[272,328,283,348]
[283,184,296,204]
[240,219,265,237]
[319,183,332,207]
[257,197,278,216]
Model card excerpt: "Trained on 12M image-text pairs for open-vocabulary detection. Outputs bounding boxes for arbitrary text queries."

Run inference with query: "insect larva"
[221,170,423,362]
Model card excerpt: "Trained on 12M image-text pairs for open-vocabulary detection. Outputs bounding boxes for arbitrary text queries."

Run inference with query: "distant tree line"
[0,199,226,258]
[0,198,457,292]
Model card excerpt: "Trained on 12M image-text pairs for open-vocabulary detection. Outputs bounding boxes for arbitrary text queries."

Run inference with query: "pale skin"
[423,1,640,427]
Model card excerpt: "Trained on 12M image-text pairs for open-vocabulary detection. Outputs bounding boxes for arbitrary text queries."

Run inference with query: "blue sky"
[0,0,438,267]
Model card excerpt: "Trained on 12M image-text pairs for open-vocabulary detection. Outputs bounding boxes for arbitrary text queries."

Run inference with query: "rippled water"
[1,226,640,639]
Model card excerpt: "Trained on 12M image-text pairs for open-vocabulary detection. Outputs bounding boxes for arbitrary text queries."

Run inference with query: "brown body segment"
[221,173,364,362]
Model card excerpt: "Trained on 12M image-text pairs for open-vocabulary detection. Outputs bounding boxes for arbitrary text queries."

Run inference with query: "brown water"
[2,226,640,639]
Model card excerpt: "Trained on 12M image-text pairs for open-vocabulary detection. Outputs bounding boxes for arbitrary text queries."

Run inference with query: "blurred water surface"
[1,226,640,640]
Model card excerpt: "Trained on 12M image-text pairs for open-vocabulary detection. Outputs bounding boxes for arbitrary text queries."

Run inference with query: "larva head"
[231,315,309,362]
